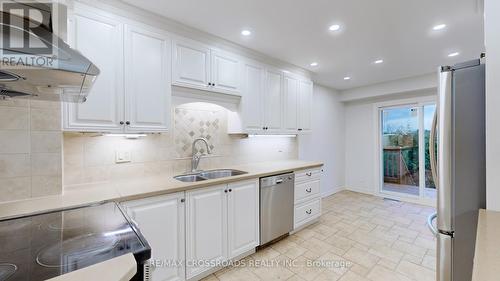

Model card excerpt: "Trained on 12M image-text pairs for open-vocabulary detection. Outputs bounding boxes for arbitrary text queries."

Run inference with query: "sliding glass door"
[379,102,437,201]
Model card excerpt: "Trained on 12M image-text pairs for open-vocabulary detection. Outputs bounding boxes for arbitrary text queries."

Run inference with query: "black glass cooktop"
[0,202,150,281]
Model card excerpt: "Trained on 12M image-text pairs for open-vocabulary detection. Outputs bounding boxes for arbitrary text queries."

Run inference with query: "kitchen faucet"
[191,138,212,172]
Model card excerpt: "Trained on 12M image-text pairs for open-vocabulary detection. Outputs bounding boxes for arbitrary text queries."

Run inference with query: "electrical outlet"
[115,150,131,163]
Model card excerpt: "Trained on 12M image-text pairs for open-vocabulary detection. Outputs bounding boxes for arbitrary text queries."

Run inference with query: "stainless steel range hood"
[0,3,99,103]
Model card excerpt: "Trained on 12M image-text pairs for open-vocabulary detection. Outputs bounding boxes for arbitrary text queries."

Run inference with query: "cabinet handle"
[224,189,228,193]
[306,187,312,193]
[180,198,185,203]
[306,172,312,176]
[228,189,232,192]
[306,209,312,215]
[125,121,130,125]
[298,128,303,131]
[120,121,124,125]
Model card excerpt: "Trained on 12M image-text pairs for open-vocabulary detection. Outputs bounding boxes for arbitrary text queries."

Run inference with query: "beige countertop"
[472,209,500,281]
[0,160,323,220]
[46,253,136,281]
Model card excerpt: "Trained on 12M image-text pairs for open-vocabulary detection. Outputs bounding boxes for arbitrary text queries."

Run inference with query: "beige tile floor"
[203,190,437,281]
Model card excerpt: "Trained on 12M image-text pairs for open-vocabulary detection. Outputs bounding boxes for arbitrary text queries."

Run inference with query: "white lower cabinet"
[122,193,185,281]
[121,179,259,281]
[227,180,260,258]
[185,185,228,279]
[186,179,259,279]
[294,168,322,230]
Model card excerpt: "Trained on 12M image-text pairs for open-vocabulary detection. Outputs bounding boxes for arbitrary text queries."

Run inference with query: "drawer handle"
[306,187,312,193]
[306,209,312,215]
[306,172,312,176]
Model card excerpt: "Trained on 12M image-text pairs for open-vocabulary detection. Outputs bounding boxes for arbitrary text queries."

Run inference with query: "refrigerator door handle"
[430,109,438,188]
[438,233,453,281]
[427,212,438,237]
[437,69,454,232]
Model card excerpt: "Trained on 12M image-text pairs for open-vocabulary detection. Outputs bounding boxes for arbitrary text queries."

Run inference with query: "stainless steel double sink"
[174,169,248,182]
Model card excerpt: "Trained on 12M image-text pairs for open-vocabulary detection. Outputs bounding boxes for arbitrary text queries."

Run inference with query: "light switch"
[115,150,131,163]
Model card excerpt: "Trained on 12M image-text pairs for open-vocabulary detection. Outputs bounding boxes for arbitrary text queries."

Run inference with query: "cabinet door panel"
[211,50,241,93]
[186,185,227,279]
[264,69,283,131]
[228,179,259,258]
[64,10,124,132]
[125,25,171,132]
[123,193,185,281]
[298,80,313,131]
[284,75,298,131]
[173,39,211,88]
[241,61,265,131]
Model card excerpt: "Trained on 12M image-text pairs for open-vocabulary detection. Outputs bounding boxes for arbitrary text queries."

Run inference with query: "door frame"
[373,96,437,206]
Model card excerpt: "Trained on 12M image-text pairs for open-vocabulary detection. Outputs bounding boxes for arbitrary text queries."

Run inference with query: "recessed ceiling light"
[343,76,351,80]
[329,24,341,31]
[433,24,446,31]
[310,62,318,67]
[241,30,251,36]
[448,52,459,57]
[374,59,384,64]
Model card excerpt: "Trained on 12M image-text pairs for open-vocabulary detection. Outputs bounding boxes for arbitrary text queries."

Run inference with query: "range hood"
[0,3,99,103]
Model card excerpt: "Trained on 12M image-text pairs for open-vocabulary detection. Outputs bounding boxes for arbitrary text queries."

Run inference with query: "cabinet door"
[211,50,241,94]
[227,179,259,258]
[122,193,185,281]
[124,25,171,132]
[173,38,211,89]
[283,75,299,131]
[298,80,313,132]
[63,8,124,132]
[241,61,265,132]
[186,185,228,279]
[264,69,283,132]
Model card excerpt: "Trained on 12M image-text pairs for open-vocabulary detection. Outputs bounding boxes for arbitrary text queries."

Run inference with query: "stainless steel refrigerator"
[427,57,486,281]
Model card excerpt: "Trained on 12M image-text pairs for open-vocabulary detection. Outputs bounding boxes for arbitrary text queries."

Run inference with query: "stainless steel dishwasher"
[260,172,295,245]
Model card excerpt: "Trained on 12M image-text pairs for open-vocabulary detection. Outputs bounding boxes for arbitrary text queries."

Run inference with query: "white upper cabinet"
[63,9,124,132]
[172,38,242,95]
[63,4,171,133]
[173,38,211,89]
[124,25,171,132]
[211,49,241,93]
[185,185,228,279]
[283,74,299,131]
[298,79,313,132]
[122,193,185,281]
[227,179,259,258]
[264,68,284,132]
[241,60,265,132]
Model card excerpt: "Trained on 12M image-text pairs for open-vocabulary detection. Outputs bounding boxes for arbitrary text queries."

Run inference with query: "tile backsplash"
[0,99,62,203]
[63,102,298,187]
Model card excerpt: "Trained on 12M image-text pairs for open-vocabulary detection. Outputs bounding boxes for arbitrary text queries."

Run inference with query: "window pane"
[381,107,420,196]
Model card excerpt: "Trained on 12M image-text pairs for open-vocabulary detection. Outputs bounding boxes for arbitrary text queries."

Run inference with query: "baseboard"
[321,186,345,198]
[343,186,375,196]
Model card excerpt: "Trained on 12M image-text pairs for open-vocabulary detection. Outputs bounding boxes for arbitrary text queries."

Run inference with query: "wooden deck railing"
[383,146,417,185]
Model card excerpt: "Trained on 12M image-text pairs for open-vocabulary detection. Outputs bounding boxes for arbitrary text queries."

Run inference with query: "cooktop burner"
[36,233,120,268]
[0,263,17,280]
[0,202,150,281]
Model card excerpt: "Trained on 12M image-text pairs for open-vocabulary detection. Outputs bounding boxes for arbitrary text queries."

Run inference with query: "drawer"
[295,168,322,182]
[294,198,321,227]
[295,180,320,203]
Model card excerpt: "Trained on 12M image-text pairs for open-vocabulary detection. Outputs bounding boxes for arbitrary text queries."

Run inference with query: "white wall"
[485,0,500,211]
[340,73,437,102]
[298,85,345,197]
[344,102,375,194]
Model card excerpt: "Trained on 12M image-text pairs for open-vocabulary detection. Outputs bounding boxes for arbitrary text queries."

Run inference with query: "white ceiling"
[122,0,484,90]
